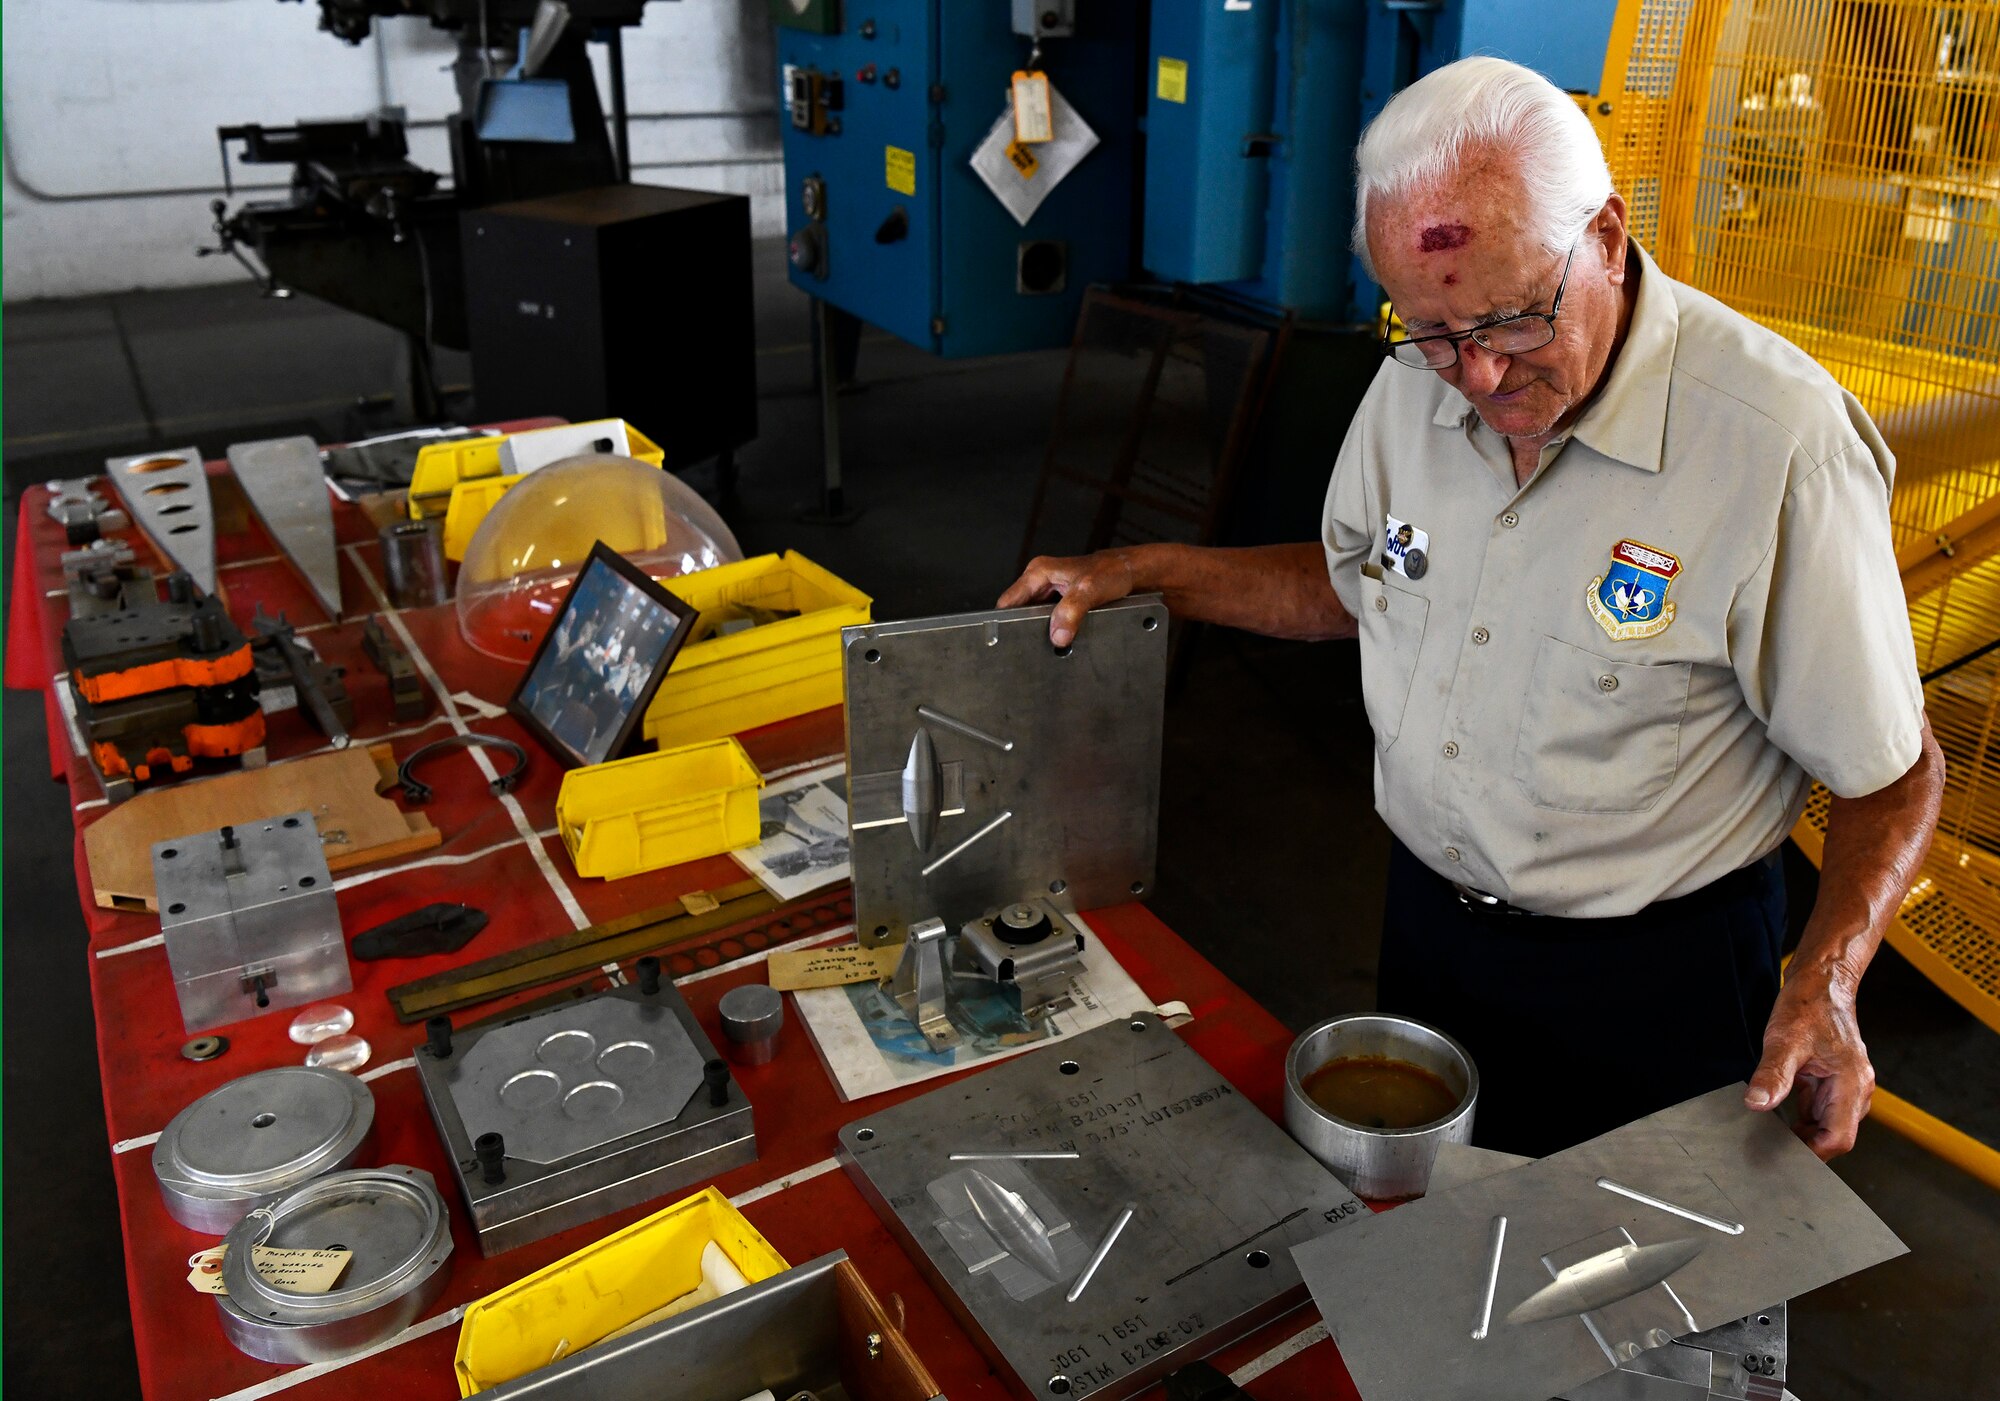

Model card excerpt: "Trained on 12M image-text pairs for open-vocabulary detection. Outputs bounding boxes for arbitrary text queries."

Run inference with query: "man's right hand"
[998,550,1138,648]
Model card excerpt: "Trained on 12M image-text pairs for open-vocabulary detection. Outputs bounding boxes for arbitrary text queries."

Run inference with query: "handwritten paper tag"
[768,944,901,991]
[1011,71,1053,143]
[679,890,721,917]
[187,1245,353,1296]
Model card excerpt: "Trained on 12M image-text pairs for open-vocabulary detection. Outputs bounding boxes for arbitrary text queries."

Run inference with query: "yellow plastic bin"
[453,1186,789,1394]
[441,473,523,561]
[556,737,763,879]
[409,421,666,521]
[643,551,872,749]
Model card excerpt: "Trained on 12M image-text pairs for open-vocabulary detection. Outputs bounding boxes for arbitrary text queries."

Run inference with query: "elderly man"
[1001,57,1943,1160]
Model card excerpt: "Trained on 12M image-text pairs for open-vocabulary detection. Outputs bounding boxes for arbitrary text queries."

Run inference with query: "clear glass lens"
[1390,336,1459,369]
[1387,315,1555,369]
[1475,317,1558,355]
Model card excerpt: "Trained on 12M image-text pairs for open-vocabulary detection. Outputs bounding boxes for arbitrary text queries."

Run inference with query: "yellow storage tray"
[643,551,873,749]
[408,420,665,521]
[556,737,763,879]
[441,473,524,561]
[453,1185,789,1394]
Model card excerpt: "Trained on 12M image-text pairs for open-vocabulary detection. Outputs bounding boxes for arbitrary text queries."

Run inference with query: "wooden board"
[84,744,440,912]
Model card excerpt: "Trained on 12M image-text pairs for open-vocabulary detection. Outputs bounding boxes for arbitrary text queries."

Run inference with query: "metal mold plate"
[839,1012,1364,1401]
[225,436,342,620]
[842,597,1167,948]
[1291,1086,1901,1401]
[154,1066,373,1233]
[417,979,757,1256]
[105,446,216,597]
[448,996,706,1165]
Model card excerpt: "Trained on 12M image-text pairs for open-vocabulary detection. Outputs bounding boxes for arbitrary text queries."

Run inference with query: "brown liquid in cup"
[1302,1055,1461,1130]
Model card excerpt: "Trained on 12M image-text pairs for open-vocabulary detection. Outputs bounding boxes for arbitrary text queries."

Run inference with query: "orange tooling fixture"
[62,567,264,800]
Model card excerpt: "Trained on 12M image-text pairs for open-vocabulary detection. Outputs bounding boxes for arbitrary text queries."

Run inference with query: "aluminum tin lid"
[220,1166,451,1326]
[154,1067,374,1230]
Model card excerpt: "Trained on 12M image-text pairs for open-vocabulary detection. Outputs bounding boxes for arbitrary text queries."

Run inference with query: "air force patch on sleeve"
[1588,539,1680,640]
[1382,514,1430,581]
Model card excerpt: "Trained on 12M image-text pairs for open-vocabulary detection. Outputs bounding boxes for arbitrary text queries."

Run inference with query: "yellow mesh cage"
[1594,0,2000,1032]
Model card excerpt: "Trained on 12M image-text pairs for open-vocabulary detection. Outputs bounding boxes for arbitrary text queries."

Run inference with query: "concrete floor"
[5,241,1996,1398]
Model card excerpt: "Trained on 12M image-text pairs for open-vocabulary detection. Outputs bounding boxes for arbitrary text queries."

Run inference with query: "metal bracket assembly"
[889,916,960,1052]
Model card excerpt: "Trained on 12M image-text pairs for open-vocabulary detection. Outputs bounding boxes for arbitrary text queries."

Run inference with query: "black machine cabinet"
[463,185,758,469]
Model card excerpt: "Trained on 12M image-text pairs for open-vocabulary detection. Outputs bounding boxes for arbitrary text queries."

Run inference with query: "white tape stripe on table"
[344,545,590,933]
[206,1304,467,1401]
[1230,1321,1328,1387]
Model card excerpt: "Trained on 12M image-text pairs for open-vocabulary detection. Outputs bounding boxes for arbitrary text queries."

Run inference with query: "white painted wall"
[2,0,782,302]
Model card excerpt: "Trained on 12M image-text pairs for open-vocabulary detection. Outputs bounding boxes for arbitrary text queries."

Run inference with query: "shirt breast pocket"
[1359,572,1429,751]
[1514,635,1690,813]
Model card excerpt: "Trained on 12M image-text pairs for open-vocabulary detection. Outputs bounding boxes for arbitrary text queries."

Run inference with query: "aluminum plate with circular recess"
[153,1066,374,1234]
[444,996,704,1165]
[215,1166,452,1364]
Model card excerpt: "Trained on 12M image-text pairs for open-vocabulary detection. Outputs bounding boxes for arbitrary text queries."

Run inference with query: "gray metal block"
[843,596,1167,948]
[154,811,348,1034]
[416,980,757,1256]
[839,1012,1364,1401]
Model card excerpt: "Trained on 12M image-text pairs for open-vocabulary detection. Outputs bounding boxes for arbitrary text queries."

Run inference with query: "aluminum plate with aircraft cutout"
[843,595,1167,949]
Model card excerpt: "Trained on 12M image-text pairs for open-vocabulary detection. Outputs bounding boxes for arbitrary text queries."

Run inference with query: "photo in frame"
[508,542,700,767]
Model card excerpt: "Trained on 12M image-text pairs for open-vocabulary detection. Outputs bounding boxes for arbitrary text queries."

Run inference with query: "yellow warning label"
[1157,57,1189,104]
[885,145,916,196]
[1005,140,1040,180]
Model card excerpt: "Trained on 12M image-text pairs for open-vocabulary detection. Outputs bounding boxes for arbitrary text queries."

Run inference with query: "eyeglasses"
[1383,240,1578,370]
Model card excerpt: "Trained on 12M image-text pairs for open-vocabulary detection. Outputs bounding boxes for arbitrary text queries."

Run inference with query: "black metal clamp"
[397,734,530,805]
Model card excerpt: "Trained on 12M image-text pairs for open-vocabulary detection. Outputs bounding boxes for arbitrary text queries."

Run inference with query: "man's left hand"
[1744,963,1874,1160]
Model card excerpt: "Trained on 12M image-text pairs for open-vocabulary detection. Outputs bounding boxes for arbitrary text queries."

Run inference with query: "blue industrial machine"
[771,1,1140,358]
[1142,0,1624,325]
[773,0,1626,348]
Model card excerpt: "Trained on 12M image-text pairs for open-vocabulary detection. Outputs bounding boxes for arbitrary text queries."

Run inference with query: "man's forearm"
[1120,542,1357,641]
[1794,718,1945,991]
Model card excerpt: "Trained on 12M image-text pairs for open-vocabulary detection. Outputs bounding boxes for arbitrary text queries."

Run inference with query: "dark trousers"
[1375,840,1786,1159]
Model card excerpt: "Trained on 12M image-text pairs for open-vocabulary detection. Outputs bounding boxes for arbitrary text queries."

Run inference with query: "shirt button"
[1598,674,1619,693]
[1374,595,1388,612]
[1442,741,1459,758]
[1445,847,1462,863]
[1471,626,1490,645]
[1500,512,1519,528]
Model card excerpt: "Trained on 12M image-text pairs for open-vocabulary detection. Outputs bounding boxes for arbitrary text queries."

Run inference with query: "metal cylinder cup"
[1282,1013,1478,1201]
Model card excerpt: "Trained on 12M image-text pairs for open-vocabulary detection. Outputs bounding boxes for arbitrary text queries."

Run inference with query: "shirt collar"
[1427,241,1679,474]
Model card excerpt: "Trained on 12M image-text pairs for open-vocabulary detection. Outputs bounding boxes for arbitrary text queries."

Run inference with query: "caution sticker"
[885,146,916,196]
[1157,57,1188,104]
[1005,140,1040,179]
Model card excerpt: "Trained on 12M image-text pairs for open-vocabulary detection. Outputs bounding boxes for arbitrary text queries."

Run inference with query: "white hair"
[1350,56,1613,277]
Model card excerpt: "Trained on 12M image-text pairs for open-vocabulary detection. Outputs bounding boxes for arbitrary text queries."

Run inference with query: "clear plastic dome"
[456,454,743,662]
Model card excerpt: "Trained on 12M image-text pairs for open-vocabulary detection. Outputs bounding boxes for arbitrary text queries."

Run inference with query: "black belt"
[1441,851,1781,925]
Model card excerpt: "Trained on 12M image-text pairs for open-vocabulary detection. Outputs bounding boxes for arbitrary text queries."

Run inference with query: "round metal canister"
[153,1066,375,1233]
[215,1166,453,1364]
[1282,1014,1478,1201]
[718,984,784,1066]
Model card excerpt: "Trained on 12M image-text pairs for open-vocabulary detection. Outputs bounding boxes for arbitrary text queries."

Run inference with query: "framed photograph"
[508,542,700,767]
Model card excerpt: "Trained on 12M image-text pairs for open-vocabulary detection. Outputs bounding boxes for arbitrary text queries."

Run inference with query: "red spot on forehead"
[1419,223,1473,252]
[1442,272,1458,285]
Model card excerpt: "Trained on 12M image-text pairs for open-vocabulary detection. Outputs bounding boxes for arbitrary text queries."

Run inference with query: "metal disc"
[220,1166,451,1326]
[153,1067,373,1233]
[181,1035,229,1062]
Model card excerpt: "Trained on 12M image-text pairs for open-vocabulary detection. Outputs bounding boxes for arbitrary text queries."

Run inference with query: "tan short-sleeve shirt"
[1322,243,1925,917]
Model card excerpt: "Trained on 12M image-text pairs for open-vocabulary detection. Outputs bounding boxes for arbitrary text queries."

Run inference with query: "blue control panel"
[774,4,1139,358]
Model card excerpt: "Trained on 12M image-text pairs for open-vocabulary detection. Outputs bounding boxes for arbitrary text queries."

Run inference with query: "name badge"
[1381,514,1431,581]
